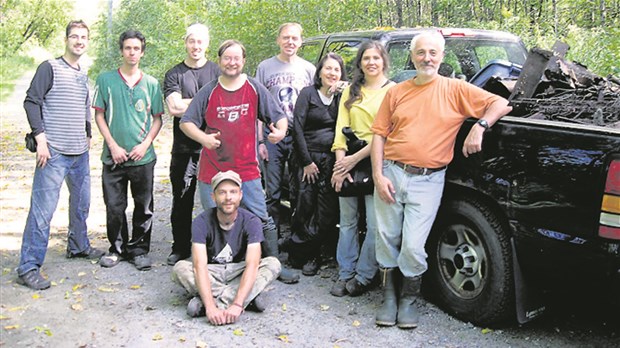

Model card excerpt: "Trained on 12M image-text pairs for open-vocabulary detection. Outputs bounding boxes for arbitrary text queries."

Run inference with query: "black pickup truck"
[299,28,620,326]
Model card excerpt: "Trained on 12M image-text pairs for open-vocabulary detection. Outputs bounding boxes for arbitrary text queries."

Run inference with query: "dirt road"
[1,70,618,348]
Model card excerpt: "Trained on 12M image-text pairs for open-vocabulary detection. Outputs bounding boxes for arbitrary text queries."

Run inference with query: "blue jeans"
[199,178,269,222]
[336,194,378,285]
[18,149,91,276]
[198,178,279,257]
[374,160,445,277]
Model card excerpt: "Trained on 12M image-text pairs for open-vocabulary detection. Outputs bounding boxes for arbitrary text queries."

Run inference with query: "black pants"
[169,153,199,256]
[289,151,339,263]
[265,134,297,234]
[102,161,155,258]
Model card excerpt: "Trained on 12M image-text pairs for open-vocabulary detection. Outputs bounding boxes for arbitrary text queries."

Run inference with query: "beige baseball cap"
[211,170,242,190]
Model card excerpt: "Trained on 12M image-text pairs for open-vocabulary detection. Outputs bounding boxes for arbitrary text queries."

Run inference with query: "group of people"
[17,19,511,329]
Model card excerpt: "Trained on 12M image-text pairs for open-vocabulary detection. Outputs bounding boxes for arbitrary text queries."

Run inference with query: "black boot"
[261,217,299,284]
[397,275,421,329]
[375,268,399,326]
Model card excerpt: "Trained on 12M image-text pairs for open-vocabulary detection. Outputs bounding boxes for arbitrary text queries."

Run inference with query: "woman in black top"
[287,53,347,276]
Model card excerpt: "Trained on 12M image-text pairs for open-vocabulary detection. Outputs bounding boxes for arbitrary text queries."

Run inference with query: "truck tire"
[425,197,514,326]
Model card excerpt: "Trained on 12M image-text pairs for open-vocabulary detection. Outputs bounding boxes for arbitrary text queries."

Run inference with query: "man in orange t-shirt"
[370,30,512,329]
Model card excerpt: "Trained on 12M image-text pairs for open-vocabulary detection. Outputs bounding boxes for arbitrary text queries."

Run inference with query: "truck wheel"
[425,197,514,326]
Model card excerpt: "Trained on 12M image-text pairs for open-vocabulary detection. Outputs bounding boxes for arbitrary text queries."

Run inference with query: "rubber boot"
[375,268,399,326]
[261,217,299,284]
[261,217,279,258]
[397,275,421,329]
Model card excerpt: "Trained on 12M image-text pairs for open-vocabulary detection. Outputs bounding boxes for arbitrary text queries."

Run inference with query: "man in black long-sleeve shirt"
[17,20,104,290]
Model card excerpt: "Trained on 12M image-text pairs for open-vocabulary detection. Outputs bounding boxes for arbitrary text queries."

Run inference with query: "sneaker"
[67,247,105,260]
[345,277,368,297]
[99,252,122,268]
[330,279,349,297]
[187,296,206,317]
[166,252,189,266]
[247,293,266,312]
[277,267,300,284]
[17,269,51,290]
[129,254,152,271]
[302,259,320,276]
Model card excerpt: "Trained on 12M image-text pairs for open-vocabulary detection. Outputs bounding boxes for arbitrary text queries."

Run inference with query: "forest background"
[1,0,619,100]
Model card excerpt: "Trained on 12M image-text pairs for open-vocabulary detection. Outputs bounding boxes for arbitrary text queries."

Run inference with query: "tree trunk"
[395,0,403,28]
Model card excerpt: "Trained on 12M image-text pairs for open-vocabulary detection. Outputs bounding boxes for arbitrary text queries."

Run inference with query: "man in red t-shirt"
[180,40,300,284]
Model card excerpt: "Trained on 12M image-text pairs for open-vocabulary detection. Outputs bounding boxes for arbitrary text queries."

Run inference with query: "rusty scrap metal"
[508,41,620,127]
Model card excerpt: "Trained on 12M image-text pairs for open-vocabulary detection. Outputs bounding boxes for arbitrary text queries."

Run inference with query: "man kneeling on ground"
[172,170,281,325]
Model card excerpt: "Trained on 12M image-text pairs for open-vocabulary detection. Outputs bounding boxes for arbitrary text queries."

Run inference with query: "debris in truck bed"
[506,42,620,128]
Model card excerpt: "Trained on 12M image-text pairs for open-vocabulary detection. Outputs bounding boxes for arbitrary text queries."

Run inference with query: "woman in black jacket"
[286,53,347,276]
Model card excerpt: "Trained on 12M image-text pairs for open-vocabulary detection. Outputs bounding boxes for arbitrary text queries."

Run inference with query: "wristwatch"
[476,119,489,130]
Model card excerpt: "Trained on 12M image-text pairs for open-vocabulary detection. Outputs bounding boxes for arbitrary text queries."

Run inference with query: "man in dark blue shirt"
[172,170,281,325]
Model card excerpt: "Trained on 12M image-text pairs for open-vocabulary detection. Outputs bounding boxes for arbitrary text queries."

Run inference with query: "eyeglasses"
[220,56,243,63]
[68,34,88,41]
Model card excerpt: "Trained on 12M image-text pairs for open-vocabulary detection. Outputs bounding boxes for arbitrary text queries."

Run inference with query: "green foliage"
[0,55,36,102]
[0,0,72,57]
[90,0,620,83]
[89,0,192,80]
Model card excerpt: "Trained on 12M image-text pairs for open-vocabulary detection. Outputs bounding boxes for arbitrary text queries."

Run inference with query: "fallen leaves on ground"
[352,320,361,327]
[233,328,244,336]
[33,326,52,336]
[196,340,207,348]
[97,286,118,293]
[129,285,141,290]
[281,303,287,311]
[320,304,330,311]
[31,293,40,300]
[71,303,83,311]
[277,334,290,343]
[152,333,163,341]
[481,328,493,334]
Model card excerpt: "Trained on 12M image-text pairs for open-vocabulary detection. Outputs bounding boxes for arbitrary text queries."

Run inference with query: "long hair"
[313,52,347,89]
[344,40,390,110]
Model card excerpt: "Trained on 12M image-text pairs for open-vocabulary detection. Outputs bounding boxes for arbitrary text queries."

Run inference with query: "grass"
[0,55,36,102]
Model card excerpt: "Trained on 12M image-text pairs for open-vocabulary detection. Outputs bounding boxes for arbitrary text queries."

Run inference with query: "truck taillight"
[599,159,620,240]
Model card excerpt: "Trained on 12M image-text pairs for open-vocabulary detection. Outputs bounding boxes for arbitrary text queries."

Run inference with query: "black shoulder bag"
[338,127,374,197]
[25,132,37,153]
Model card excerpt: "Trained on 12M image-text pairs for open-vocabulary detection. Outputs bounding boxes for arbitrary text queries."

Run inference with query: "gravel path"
[1,70,618,348]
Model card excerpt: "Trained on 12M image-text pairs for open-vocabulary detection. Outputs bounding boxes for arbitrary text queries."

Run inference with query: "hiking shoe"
[330,279,349,297]
[129,254,152,271]
[187,296,206,317]
[247,293,266,312]
[67,247,105,260]
[166,252,189,266]
[99,252,121,268]
[277,267,300,284]
[302,259,320,276]
[17,269,51,290]
[346,277,368,297]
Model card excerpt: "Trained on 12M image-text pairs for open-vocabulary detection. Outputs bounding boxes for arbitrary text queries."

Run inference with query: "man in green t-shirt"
[93,30,164,271]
